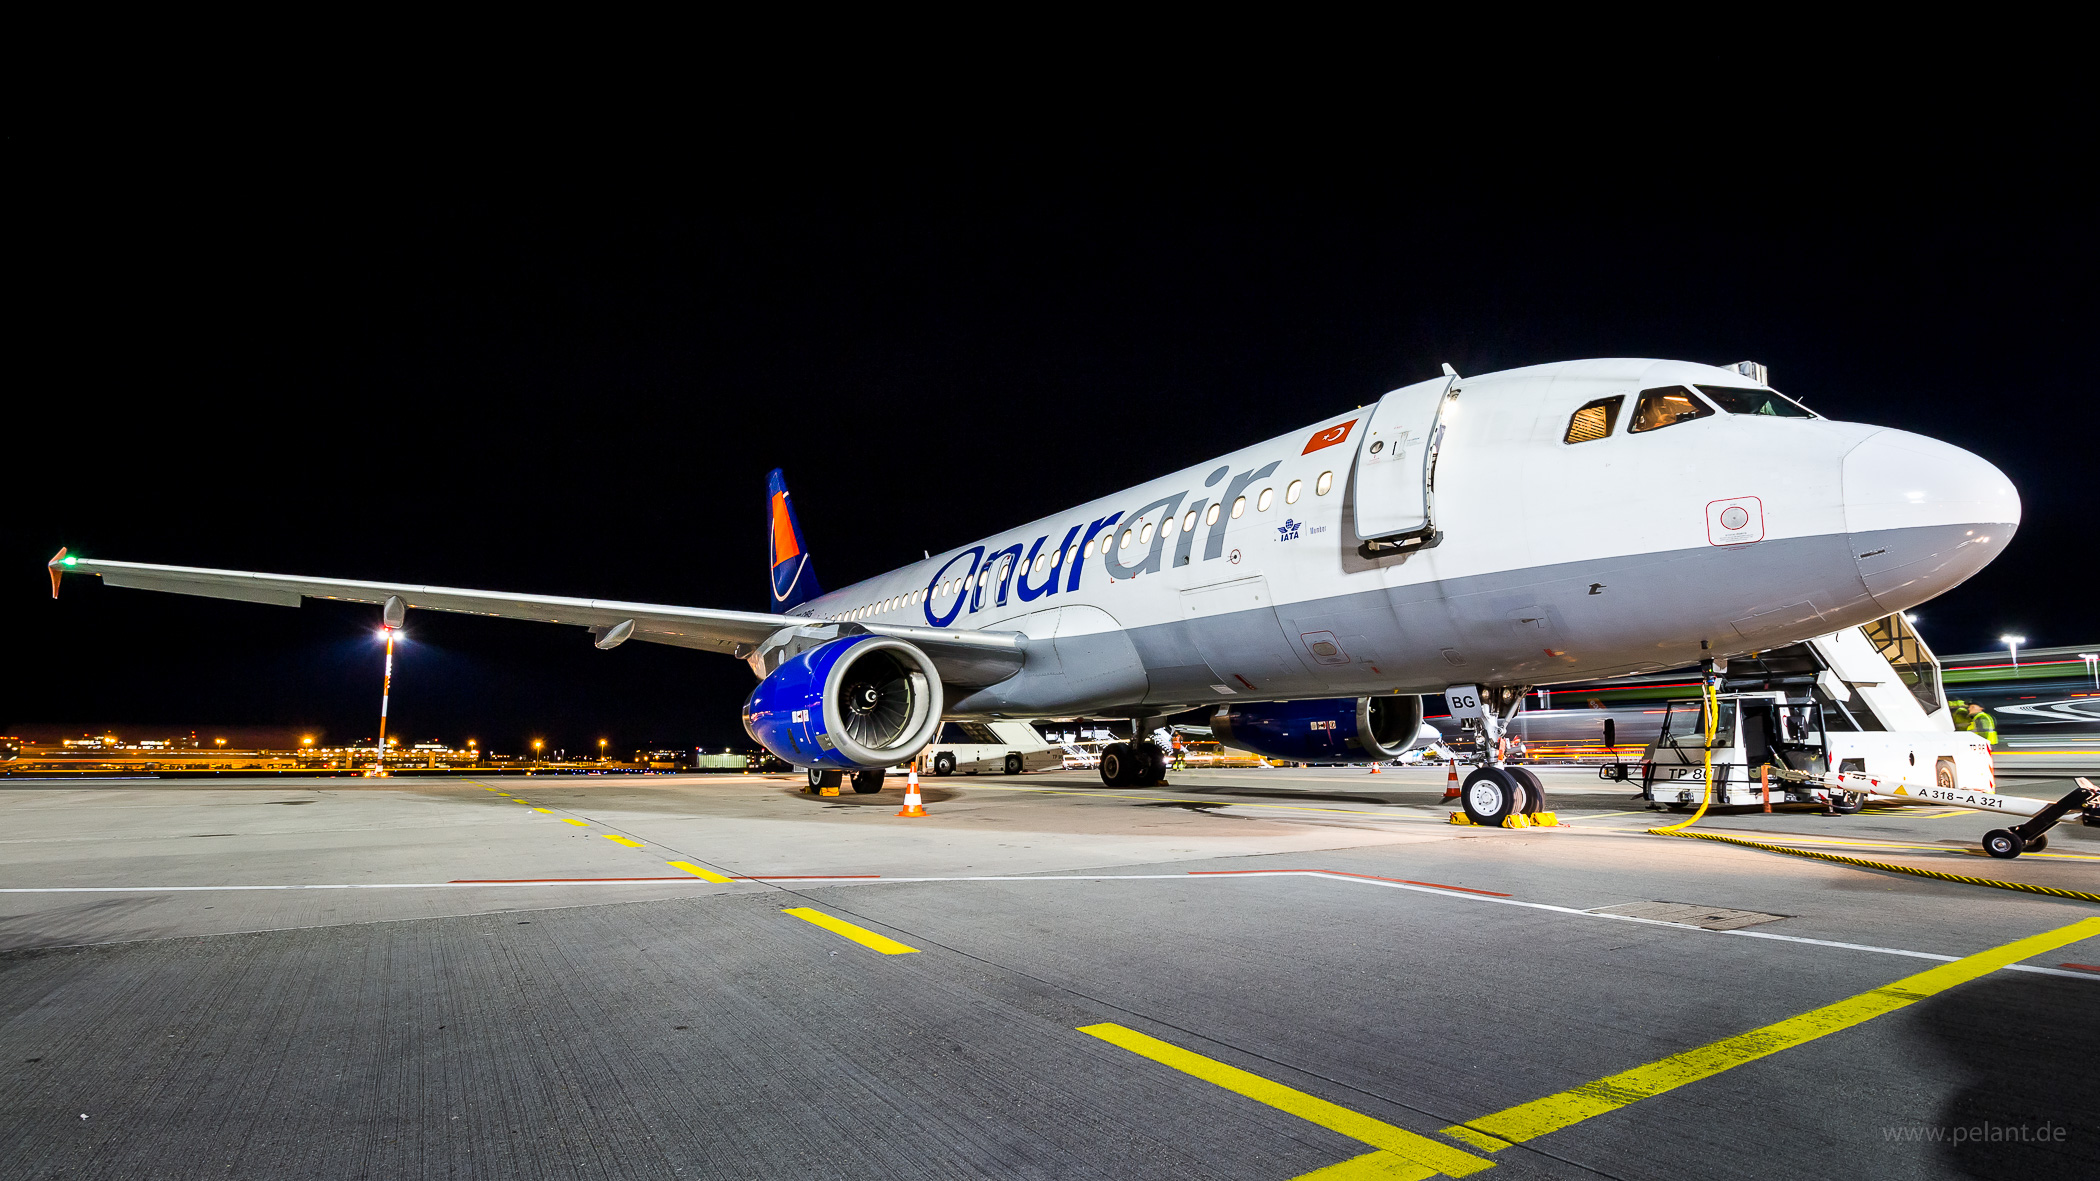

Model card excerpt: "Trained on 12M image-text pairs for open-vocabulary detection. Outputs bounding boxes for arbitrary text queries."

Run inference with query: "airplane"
[48,358,2019,824]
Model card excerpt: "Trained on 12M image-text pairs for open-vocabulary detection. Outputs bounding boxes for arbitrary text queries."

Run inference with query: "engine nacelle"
[741,635,944,771]
[1211,695,1424,763]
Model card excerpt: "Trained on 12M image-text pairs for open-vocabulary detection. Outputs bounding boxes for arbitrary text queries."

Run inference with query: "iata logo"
[1301,419,1358,455]
[1277,518,1301,541]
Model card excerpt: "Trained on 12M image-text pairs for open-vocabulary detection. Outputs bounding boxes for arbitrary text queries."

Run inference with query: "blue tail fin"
[767,468,822,611]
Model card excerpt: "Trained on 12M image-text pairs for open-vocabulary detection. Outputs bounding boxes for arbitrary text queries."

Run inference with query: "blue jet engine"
[742,634,945,771]
[1211,696,1425,763]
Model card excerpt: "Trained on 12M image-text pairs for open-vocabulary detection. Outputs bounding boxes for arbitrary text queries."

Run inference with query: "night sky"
[13,158,2095,753]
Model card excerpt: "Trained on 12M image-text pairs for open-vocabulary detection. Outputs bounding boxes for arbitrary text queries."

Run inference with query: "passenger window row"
[828,468,1343,620]
[1107,467,1331,554]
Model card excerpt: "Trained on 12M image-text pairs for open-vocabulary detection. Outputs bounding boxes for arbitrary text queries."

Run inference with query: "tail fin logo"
[767,469,822,609]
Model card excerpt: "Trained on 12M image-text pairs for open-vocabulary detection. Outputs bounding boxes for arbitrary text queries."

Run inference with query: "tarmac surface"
[3,765,2096,1179]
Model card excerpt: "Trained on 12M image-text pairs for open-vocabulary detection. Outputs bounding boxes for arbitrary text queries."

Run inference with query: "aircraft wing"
[48,553,1026,676]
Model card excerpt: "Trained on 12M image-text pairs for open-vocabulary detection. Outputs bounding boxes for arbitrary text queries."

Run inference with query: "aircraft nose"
[1843,428,2020,612]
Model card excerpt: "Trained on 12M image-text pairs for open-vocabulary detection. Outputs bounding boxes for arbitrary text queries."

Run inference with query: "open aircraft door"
[1352,371,1456,556]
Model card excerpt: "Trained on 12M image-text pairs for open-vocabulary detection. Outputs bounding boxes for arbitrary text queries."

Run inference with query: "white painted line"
[6,871,2089,980]
[790,870,2100,981]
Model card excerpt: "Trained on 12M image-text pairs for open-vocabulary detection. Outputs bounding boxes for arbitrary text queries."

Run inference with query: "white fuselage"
[797,359,2019,720]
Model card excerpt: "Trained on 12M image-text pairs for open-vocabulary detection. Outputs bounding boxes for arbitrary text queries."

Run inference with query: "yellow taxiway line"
[781,907,919,954]
[1079,1023,1492,1178]
[1441,915,2100,1154]
[1086,915,2100,1178]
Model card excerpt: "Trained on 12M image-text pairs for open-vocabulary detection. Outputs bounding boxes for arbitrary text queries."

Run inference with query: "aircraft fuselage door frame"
[1352,372,1455,552]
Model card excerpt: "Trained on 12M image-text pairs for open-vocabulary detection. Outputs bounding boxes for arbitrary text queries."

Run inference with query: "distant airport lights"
[2001,634,2027,671]
[2081,654,2099,690]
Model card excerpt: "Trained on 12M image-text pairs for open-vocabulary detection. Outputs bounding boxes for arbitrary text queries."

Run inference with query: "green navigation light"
[63,556,77,566]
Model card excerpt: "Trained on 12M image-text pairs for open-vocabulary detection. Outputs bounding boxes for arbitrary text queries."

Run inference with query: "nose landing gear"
[1458,765,1548,826]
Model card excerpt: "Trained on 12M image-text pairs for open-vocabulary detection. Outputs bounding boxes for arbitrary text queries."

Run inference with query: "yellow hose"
[1651,678,1718,833]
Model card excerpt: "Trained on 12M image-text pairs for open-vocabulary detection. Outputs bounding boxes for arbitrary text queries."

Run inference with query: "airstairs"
[1719,612,1950,733]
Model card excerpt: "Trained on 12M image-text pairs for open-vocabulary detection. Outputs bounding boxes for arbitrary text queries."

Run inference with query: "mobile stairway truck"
[1595,615,2096,856]
[1602,614,1995,813]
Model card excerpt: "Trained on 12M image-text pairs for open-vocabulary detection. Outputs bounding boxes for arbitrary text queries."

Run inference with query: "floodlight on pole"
[2000,634,2026,672]
[370,595,407,777]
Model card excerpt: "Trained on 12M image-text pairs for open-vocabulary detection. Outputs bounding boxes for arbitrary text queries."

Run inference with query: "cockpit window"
[1629,386,1715,433]
[1695,385,1816,418]
[1563,396,1623,444]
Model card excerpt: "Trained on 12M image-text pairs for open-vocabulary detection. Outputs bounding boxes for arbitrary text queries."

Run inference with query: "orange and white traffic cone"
[1442,764,1460,801]
[1367,761,1382,774]
[897,765,928,817]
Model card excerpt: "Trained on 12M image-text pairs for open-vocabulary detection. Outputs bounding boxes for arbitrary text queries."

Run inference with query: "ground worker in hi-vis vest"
[1950,700,1999,748]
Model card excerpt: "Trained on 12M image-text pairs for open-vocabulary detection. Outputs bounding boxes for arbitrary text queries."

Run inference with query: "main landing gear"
[1099,739,1168,788]
[807,768,885,794]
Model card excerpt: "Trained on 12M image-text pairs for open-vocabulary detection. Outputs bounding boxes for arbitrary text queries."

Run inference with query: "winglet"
[48,547,67,599]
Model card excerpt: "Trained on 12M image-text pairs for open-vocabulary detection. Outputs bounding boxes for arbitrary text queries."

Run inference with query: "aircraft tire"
[1982,829,2024,859]
[932,752,956,776]
[1133,742,1167,787]
[850,770,884,794]
[807,768,842,792]
[1829,791,1866,815]
[1509,766,1547,814]
[2024,833,2048,852]
[1099,742,1140,787]
[1460,767,1523,826]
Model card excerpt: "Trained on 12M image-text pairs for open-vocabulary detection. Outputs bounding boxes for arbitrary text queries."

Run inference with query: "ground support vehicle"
[920,720,1061,777]
[1610,690,1992,813]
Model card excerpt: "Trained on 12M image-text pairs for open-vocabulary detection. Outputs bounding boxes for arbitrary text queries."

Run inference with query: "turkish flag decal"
[1302,418,1358,455]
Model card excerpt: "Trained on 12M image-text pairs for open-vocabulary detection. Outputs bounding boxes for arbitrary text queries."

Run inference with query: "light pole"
[599,738,608,762]
[2000,634,2026,673]
[372,625,398,776]
[2081,653,2099,690]
[532,739,543,769]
